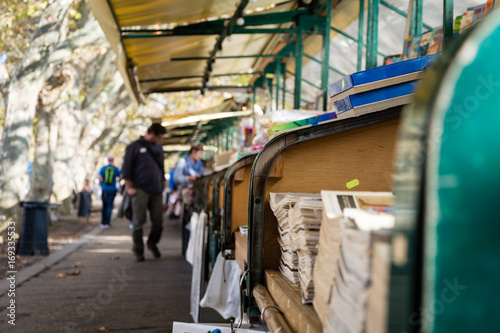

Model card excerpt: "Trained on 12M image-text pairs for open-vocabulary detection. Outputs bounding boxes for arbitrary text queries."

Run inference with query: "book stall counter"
[222,154,257,248]
[194,173,216,215]
[221,153,257,271]
[206,169,227,272]
[245,106,403,332]
[211,169,228,235]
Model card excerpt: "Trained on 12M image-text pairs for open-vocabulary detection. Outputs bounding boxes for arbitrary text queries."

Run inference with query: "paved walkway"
[0,212,221,332]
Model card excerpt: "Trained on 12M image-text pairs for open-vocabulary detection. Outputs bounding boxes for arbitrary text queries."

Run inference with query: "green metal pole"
[358,0,365,72]
[443,0,454,50]
[366,0,379,69]
[282,71,286,109]
[410,0,417,36]
[322,0,332,112]
[372,0,379,68]
[252,86,256,108]
[252,87,256,130]
[270,81,274,111]
[294,28,303,109]
[276,58,281,110]
[366,0,373,70]
[414,0,423,36]
[228,126,232,151]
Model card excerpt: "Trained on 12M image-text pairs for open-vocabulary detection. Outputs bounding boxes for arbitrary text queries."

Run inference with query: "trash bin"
[18,201,50,256]
[77,191,92,217]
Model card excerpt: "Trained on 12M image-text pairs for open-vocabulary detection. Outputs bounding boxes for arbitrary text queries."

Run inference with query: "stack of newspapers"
[269,193,308,283]
[288,197,323,304]
[270,193,322,304]
[314,191,394,332]
[312,193,343,324]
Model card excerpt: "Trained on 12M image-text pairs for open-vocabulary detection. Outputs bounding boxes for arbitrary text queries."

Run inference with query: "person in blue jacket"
[98,156,121,228]
[173,143,205,188]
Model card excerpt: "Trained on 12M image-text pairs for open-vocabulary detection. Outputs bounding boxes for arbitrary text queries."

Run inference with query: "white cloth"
[189,211,207,322]
[200,252,243,322]
[185,212,199,265]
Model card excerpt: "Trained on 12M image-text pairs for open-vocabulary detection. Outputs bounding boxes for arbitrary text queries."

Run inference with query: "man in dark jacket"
[121,123,166,262]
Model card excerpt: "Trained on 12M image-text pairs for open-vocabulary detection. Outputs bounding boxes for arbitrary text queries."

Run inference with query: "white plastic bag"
[189,211,207,322]
[200,252,243,322]
[185,212,199,265]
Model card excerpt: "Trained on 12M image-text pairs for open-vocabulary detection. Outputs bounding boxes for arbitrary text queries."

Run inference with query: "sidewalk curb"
[0,225,103,296]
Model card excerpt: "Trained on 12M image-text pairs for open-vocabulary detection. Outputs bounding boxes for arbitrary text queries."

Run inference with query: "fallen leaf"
[94,241,103,245]
[56,273,65,278]
[0,318,4,322]
[109,256,120,261]
[96,326,109,332]
[66,269,81,276]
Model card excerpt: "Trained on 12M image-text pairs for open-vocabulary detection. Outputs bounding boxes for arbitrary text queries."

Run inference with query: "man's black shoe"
[134,252,145,262]
[148,245,161,258]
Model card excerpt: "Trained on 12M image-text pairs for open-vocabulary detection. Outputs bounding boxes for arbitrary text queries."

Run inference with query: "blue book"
[333,81,419,118]
[267,111,338,138]
[328,54,439,101]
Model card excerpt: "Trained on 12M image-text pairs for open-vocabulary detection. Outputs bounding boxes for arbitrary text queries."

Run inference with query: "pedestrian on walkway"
[121,123,167,262]
[173,143,205,188]
[173,143,205,256]
[98,156,121,228]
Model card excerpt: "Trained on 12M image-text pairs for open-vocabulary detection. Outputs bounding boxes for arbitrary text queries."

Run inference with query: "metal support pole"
[225,128,230,151]
[230,126,233,150]
[276,58,281,110]
[410,0,417,36]
[366,0,373,70]
[443,0,454,50]
[413,0,423,36]
[294,29,303,109]
[366,0,379,70]
[372,0,379,68]
[252,87,256,128]
[322,0,332,112]
[282,71,286,109]
[270,81,274,111]
[252,86,256,108]
[358,0,365,72]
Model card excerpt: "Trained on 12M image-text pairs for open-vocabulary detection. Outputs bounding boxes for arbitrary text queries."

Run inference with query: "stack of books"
[313,191,394,330]
[288,197,323,304]
[312,192,343,324]
[269,193,322,302]
[266,111,337,139]
[365,233,391,333]
[327,54,439,119]
[270,193,320,284]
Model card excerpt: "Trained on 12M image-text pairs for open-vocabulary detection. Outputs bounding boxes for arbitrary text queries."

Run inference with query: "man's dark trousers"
[131,188,163,254]
[101,190,117,226]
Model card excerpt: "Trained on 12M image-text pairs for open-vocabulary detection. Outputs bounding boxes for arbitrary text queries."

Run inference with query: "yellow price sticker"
[346,179,359,189]
[341,79,345,89]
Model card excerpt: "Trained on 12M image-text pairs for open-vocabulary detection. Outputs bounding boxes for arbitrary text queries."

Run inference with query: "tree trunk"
[0,0,73,219]
[26,70,72,201]
[51,58,127,214]
[25,5,109,213]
